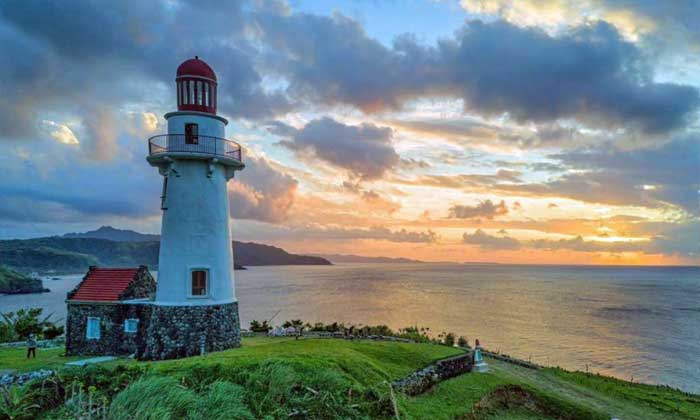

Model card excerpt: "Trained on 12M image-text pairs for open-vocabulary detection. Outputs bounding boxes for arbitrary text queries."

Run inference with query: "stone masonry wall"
[65,303,151,356]
[392,351,474,396]
[121,266,156,300]
[140,302,240,360]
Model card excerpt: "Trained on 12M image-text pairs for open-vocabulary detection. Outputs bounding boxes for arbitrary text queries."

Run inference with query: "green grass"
[153,336,464,387]
[0,346,83,373]
[2,337,698,419]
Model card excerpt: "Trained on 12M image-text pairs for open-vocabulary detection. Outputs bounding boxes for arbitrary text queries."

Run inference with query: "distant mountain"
[1,227,331,274]
[235,242,331,266]
[63,226,159,242]
[318,254,424,264]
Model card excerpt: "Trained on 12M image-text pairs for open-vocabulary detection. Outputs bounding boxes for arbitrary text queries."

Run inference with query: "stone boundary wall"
[392,351,474,396]
[483,350,541,370]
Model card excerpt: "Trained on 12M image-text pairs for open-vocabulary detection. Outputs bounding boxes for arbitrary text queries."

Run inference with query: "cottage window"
[124,319,139,333]
[191,269,208,296]
[86,317,100,340]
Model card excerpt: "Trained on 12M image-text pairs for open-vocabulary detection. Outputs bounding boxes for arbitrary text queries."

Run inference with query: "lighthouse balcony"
[147,134,243,168]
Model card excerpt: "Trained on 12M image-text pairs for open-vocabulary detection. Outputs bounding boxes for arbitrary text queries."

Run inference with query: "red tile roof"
[70,268,139,302]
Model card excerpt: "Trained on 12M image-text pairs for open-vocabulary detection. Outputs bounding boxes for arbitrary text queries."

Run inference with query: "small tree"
[249,320,271,333]
[457,336,469,348]
[0,308,60,342]
[443,332,456,347]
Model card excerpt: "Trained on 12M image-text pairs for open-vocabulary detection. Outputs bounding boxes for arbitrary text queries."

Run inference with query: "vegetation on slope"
[0,265,47,294]
[0,337,698,419]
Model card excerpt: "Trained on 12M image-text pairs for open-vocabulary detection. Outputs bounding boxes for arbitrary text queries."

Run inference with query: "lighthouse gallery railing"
[148,134,242,162]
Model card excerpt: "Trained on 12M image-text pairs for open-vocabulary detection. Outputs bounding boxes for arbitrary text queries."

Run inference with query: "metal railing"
[148,134,242,162]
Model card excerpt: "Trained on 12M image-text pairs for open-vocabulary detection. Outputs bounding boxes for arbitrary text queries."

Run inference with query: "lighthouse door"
[185,123,199,145]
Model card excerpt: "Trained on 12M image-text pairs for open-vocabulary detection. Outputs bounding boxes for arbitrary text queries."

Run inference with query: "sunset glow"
[0,0,698,265]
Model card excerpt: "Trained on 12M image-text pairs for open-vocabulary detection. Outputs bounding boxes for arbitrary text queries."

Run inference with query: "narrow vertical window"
[185,123,199,145]
[189,80,194,105]
[197,81,203,105]
[86,317,101,339]
[204,82,209,107]
[191,270,208,296]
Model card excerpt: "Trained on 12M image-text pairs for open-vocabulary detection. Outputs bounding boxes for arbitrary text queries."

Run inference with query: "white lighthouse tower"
[144,57,244,359]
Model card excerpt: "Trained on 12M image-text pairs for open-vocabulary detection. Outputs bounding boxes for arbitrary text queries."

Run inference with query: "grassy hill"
[1,337,697,419]
[0,265,47,294]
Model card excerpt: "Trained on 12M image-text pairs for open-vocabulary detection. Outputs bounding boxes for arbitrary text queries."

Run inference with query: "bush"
[42,325,64,340]
[248,319,271,333]
[443,333,456,347]
[0,308,62,342]
[0,384,40,420]
[457,336,469,348]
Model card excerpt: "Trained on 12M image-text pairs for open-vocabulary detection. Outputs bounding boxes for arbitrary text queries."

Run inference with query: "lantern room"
[176,56,217,114]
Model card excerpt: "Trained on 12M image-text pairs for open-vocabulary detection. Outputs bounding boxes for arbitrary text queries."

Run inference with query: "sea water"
[2,263,698,393]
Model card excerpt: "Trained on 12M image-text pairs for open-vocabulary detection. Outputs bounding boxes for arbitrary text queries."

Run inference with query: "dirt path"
[488,358,689,420]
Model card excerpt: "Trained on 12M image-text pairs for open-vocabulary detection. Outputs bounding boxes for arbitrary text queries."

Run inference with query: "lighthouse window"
[191,270,208,296]
[185,123,199,144]
[204,83,209,107]
[189,81,195,105]
[197,81,203,105]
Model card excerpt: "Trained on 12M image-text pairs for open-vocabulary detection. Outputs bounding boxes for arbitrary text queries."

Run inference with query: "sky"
[0,0,698,265]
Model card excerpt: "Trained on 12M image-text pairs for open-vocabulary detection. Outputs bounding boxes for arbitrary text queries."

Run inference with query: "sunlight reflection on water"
[2,263,698,392]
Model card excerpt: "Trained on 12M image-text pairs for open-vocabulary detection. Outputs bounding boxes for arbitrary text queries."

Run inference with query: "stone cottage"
[65,266,155,357]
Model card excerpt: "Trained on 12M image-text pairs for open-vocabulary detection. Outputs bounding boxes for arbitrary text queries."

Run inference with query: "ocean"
[2,263,699,393]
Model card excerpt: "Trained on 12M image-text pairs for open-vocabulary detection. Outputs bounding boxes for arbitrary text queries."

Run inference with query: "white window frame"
[124,318,139,334]
[188,267,210,299]
[86,317,101,340]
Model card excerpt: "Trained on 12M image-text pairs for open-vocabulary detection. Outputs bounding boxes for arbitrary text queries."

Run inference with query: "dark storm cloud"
[274,118,400,180]
[257,14,698,134]
[449,200,509,219]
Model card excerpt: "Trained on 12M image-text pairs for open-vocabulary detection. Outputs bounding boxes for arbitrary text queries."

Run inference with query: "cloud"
[463,229,521,250]
[275,117,400,180]
[490,134,700,214]
[460,0,700,52]
[449,200,509,219]
[296,225,437,243]
[229,155,298,223]
[463,220,700,257]
[258,12,698,134]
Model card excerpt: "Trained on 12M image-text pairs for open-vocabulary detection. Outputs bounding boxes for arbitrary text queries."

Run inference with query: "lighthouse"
[144,57,245,359]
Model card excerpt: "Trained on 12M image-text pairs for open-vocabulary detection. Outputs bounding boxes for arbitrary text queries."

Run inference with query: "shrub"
[443,333,456,347]
[0,384,40,420]
[0,308,62,342]
[248,319,271,333]
[457,336,469,348]
[42,325,64,340]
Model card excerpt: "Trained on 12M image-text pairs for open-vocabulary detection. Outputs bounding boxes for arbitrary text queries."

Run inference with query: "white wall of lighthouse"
[147,57,244,306]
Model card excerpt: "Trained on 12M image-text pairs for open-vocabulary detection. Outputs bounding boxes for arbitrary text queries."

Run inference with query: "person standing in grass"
[27,333,37,358]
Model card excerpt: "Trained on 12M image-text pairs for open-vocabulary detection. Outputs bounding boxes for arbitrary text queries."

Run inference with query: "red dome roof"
[176,56,217,81]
